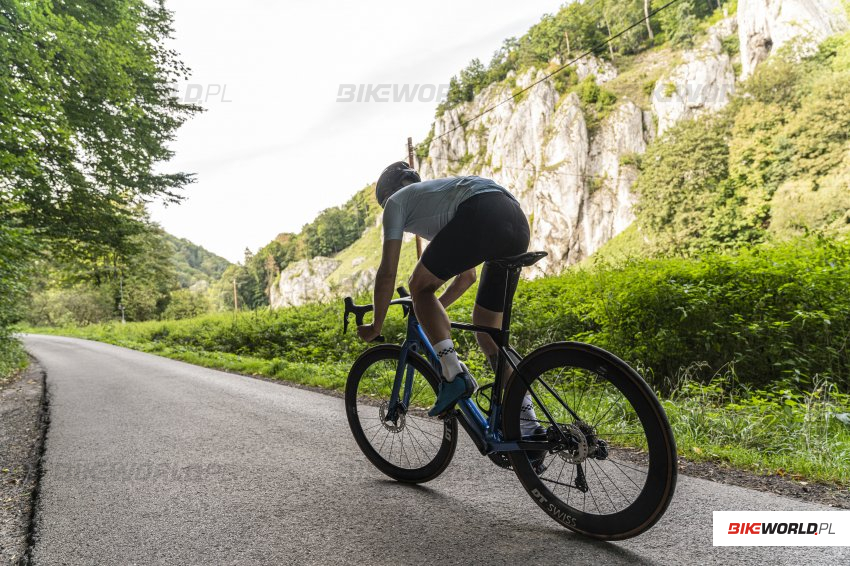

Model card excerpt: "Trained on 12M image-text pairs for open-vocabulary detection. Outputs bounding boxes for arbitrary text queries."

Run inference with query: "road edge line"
[19,357,49,566]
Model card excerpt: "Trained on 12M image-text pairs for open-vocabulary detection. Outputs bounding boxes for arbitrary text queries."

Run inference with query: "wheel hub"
[379,402,406,433]
[556,423,589,464]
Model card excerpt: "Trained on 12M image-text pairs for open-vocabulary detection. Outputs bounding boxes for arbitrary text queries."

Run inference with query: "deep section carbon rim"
[504,343,676,539]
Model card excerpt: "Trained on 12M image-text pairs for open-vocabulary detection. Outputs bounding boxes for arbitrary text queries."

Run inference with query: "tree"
[657,0,713,46]
[0,0,200,334]
[0,0,200,284]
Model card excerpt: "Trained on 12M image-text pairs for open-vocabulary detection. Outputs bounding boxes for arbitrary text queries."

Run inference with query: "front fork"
[384,342,416,424]
[384,316,432,424]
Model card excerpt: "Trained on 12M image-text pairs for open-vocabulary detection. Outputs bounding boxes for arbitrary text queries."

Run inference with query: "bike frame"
[382,269,566,456]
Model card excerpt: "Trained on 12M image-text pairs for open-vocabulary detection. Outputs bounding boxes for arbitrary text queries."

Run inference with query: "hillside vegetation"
[433,0,718,121]
[631,34,850,256]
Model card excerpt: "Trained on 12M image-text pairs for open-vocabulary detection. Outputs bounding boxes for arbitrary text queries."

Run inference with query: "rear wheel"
[502,342,677,540]
[345,344,457,483]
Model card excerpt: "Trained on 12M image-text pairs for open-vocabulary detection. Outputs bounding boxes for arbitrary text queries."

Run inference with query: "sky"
[150,0,566,263]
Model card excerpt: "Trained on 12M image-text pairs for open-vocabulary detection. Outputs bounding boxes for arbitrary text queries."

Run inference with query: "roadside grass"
[71,337,352,392]
[663,369,850,486]
[0,338,28,386]
[26,327,850,487]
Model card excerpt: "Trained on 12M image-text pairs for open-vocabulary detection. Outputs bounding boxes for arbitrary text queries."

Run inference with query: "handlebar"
[342,287,412,343]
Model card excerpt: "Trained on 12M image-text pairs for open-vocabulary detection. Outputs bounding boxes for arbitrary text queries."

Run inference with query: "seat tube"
[492,267,521,408]
[500,267,521,338]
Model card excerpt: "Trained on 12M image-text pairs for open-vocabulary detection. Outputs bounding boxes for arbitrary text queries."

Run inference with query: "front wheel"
[345,344,457,483]
[502,342,677,540]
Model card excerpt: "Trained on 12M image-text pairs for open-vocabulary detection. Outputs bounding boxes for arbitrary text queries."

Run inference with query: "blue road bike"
[343,251,677,540]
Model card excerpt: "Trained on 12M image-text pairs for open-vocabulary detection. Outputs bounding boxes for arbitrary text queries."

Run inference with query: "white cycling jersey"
[382,176,515,241]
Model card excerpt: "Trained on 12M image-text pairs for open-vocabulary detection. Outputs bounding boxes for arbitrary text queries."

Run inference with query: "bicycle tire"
[502,342,677,540]
[345,344,457,483]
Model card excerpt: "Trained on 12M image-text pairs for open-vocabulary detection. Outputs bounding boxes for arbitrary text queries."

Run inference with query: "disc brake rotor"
[379,402,406,433]
[556,423,589,464]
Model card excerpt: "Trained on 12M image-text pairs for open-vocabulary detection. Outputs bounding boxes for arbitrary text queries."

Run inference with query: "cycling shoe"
[428,371,477,417]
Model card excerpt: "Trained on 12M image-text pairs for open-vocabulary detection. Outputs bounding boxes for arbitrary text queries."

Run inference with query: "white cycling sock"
[434,338,463,381]
[520,393,540,436]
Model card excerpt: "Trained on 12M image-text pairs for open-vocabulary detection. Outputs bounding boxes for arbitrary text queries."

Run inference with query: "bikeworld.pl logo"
[713,511,849,546]
[727,522,835,535]
[336,83,450,103]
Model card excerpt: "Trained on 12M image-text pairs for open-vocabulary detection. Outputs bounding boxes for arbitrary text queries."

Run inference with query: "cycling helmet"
[375,161,420,207]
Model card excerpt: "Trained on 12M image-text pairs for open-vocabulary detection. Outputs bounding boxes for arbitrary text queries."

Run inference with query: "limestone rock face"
[270,257,340,308]
[652,18,737,135]
[422,71,652,277]
[738,0,848,78]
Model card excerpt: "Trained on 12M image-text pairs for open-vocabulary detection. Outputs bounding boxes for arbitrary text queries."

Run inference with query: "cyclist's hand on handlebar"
[357,324,382,343]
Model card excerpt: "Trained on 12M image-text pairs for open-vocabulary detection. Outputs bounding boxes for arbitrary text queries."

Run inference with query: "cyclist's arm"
[438,268,476,309]
[370,238,402,331]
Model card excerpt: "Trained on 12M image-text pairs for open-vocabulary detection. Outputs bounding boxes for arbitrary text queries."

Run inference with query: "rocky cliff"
[271,0,848,306]
[738,0,848,79]
[419,18,739,278]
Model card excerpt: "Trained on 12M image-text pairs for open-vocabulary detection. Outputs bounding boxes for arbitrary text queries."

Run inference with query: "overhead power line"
[429,0,684,143]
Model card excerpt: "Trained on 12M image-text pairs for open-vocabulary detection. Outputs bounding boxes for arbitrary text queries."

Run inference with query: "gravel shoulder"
[677,457,850,509]
[0,359,46,565]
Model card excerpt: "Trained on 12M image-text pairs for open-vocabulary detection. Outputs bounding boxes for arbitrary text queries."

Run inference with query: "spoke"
[398,430,411,468]
[575,374,587,416]
[406,426,428,466]
[588,384,608,431]
[588,459,618,513]
[590,397,624,431]
[594,459,632,503]
[604,458,648,475]
[585,466,601,514]
[606,458,645,491]
[378,429,391,454]
[360,421,384,432]
[368,423,385,446]
[406,416,441,450]
[552,456,568,497]
[541,475,580,490]
[534,376,582,423]
[594,430,646,436]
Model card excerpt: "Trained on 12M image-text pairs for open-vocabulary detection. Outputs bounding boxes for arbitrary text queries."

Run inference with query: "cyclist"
[357,161,539,429]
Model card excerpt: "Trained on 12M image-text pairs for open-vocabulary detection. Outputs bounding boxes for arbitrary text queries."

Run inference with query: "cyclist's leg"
[472,265,507,376]
[476,260,542,438]
[413,201,492,414]
[408,263,451,346]
[408,264,476,415]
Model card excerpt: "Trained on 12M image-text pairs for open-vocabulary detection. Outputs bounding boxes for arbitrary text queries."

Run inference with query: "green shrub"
[162,289,211,320]
[0,219,33,379]
[635,35,850,256]
[26,285,114,326]
[510,237,850,392]
[36,237,850,394]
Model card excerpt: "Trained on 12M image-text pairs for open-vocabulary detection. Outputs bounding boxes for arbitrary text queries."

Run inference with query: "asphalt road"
[23,335,849,565]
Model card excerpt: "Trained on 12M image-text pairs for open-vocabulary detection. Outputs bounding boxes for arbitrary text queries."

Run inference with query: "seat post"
[498,267,522,345]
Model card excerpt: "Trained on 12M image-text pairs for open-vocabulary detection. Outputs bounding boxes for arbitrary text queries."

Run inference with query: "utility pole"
[118,271,126,324]
[232,278,239,312]
[408,136,423,259]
